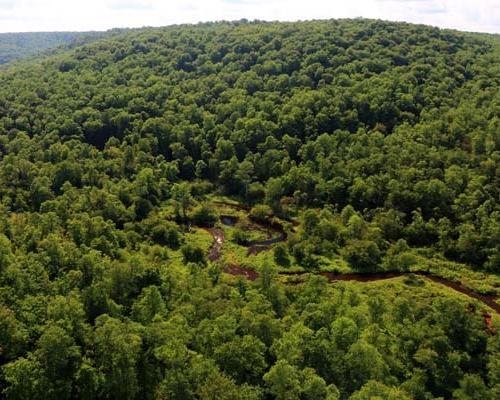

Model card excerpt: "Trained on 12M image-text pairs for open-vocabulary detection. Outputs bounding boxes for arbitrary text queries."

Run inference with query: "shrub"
[191,204,218,227]
[151,222,182,249]
[274,244,291,267]
[181,244,206,265]
[342,240,381,271]
[232,228,250,245]
[249,204,273,223]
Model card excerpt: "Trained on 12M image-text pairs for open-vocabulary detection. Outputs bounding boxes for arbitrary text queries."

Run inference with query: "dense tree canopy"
[0,29,131,65]
[0,32,86,65]
[0,18,499,399]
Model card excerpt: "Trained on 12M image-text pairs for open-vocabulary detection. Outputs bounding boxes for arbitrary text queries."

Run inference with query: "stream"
[203,204,500,315]
[247,266,500,314]
[204,228,225,262]
[218,212,288,255]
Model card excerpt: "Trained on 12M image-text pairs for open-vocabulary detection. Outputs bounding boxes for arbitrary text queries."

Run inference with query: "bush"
[151,222,182,249]
[190,180,214,196]
[292,242,318,270]
[382,239,418,271]
[181,244,206,265]
[274,244,291,267]
[342,239,381,271]
[249,204,273,223]
[232,228,250,245]
[191,204,218,227]
[247,182,266,203]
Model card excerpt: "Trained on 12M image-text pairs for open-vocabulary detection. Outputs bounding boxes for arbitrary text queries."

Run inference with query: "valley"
[0,18,499,400]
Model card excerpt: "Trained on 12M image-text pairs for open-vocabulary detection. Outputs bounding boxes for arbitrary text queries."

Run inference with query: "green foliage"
[181,243,207,265]
[382,239,418,271]
[0,18,499,400]
[350,380,411,400]
[249,204,273,223]
[214,335,268,384]
[151,221,182,248]
[273,243,291,267]
[94,315,142,400]
[190,203,218,227]
[344,340,389,392]
[453,374,491,400]
[131,285,167,324]
[0,233,12,271]
[264,360,302,400]
[232,228,251,245]
[0,305,28,362]
[341,240,381,271]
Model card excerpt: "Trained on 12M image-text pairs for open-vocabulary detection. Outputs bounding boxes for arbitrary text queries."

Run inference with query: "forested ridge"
[0,30,130,65]
[0,19,499,399]
[0,32,90,65]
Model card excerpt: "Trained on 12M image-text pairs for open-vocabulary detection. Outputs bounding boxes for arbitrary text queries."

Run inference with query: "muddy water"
[214,204,288,252]
[228,265,500,314]
[225,264,259,281]
[207,202,500,314]
[204,228,225,262]
[221,215,237,226]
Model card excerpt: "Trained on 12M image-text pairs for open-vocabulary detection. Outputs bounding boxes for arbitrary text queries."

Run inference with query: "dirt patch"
[204,228,224,262]
[425,275,500,314]
[247,245,271,256]
[224,264,259,281]
[228,268,500,315]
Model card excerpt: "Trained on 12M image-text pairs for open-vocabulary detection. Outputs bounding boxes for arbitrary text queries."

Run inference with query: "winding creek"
[203,213,500,315]
[204,227,225,262]
[218,210,288,255]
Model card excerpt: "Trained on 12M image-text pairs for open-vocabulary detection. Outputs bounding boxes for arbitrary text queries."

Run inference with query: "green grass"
[316,275,500,321]
[409,256,500,296]
[193,199,500,304]
[167,227,213,269]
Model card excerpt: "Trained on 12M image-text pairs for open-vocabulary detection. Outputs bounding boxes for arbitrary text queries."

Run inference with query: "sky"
[0,0,499,34]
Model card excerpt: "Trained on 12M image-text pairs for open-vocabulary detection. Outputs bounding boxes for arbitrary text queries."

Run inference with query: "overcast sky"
[0,0,499,34]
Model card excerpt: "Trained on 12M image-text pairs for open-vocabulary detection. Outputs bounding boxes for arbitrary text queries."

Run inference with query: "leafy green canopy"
[0,30,131,65]
[0,19,499,270]
[0,19,499,400]
[0,32,88,65]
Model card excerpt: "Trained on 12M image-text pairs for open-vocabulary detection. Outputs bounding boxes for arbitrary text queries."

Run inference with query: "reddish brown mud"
[204,228,225,262]
[229,266,500,315]
[204,203,500,316]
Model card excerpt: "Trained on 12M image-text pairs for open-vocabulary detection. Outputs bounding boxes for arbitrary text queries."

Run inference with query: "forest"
[0,32,89,65]
[0,18,499,399]
[0,30,129,65]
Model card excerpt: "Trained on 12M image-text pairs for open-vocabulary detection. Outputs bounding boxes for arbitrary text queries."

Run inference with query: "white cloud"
[0,0,497,33]
[106,0,153,10]
[0,0,14,9]
[375,0,430,3]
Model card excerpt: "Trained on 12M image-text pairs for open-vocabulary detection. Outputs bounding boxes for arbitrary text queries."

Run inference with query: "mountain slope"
[0,19,499,400]
[0,32,90,64]
[0,29,133,65]
[0,19,498,270]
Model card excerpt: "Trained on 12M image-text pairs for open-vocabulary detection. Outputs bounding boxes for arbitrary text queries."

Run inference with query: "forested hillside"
[0,32,86,64]
[0,30,129,65]
[0,19,499,399]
